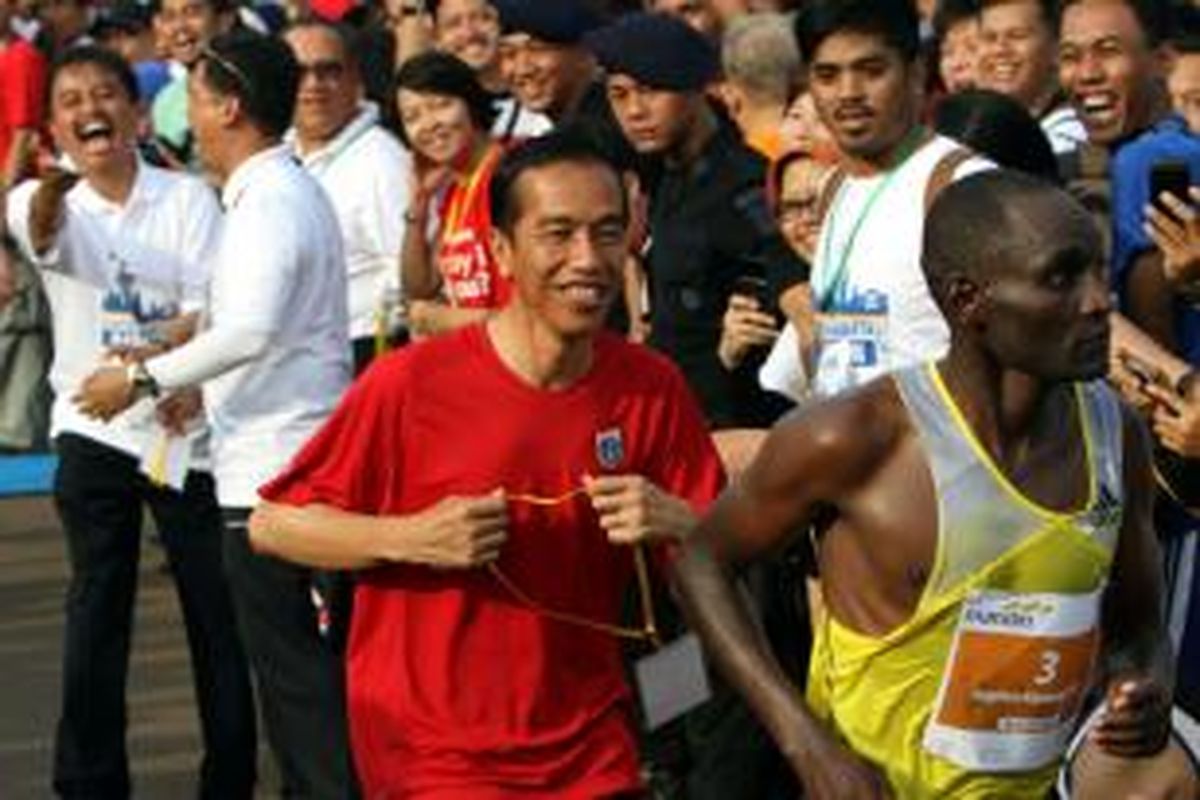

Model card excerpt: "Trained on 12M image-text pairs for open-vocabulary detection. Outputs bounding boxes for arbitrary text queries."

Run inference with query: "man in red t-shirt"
[250,130,725,799]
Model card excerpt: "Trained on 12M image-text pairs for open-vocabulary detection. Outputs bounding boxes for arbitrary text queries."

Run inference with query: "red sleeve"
[650,365,726,512]
[4,44,46,130]
[645,365,726,569]
[258,353,411,513]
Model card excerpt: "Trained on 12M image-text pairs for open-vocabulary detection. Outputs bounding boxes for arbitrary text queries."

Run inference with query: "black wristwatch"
[127,360,160,401]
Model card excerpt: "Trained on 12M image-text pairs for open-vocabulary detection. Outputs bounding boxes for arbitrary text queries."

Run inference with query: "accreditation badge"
[812,289,889,398]
[923,588,1102,772]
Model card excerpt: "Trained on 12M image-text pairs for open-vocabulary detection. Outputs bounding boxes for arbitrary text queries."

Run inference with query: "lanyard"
[442,143,501,235]
[487,486,662,645]
[814,127,927,310]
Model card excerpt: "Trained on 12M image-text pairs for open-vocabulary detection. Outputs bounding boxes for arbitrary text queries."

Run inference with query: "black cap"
[585,13,718,92]
[493,0,605,45]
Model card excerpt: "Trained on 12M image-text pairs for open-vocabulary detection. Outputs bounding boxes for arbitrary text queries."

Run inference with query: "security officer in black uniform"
[589,11,807,427]
[588,13,810,800]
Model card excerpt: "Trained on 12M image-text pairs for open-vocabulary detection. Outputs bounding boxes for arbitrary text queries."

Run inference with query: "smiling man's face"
[49,62,139,173]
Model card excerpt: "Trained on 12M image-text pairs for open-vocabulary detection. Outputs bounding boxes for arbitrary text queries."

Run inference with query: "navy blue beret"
[585,12,718,92]
[492,0,606,45]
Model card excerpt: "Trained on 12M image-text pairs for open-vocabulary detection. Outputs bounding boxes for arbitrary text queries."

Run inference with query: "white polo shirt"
[290,102,411,341]
[146,145,352,507]
[5,162,218,460]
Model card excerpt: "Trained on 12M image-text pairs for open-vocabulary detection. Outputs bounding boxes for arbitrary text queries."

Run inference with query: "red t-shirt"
[261,324,724,798]
[0,38,45,168]
[436,143,512,310]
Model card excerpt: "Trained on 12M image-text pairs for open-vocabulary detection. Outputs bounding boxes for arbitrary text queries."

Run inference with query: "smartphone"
[1148,160,1192,214]
[732,275,769,307]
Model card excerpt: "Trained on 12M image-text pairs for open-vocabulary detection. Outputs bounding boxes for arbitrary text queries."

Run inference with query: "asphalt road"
[0,496,279,798]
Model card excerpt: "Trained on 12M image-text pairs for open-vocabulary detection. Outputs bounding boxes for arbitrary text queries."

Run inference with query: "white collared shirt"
[146,145,352,506]
[289,102,412,340]
[6,162,219,460]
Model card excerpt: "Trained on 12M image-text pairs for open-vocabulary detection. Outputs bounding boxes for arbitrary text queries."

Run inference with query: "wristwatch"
[127,360,160,401]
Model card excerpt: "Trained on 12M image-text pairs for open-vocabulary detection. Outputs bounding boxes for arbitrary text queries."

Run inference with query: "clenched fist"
[399,490,508,568]
[586,475,697,545]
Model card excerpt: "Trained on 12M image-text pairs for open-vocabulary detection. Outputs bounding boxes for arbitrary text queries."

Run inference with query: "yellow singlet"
[808,363,1125,798]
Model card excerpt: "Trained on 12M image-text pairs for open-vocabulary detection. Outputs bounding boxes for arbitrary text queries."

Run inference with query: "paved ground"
[0,496,278,798]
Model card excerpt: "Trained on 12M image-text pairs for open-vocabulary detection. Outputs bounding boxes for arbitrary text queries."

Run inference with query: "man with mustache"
[796,0,989,399]
[1,46,255,799]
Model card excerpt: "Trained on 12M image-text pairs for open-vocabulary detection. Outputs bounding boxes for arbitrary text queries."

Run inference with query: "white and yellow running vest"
[808,363,1125,798]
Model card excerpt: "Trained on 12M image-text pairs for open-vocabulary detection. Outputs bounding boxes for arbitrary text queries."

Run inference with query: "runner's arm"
[672,386,900,797]
[250,493,507,572]
[1093,406,1173,757]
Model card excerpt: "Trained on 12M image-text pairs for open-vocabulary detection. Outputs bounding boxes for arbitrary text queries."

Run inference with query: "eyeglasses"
[198,45,254,99]
[776,196,821,222]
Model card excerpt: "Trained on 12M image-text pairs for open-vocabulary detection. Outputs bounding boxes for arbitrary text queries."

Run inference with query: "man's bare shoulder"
[746,376,912,500]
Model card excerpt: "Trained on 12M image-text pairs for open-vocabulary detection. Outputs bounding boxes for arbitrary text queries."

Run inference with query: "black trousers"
[51,433,256,799]
[221,509,358,799]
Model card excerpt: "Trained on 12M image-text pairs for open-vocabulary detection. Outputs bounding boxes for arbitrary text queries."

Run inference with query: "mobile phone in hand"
[1148,160,1192,216]
[732,275,769,307]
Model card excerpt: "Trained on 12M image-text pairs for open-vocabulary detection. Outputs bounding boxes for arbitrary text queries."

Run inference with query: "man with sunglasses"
[284,20,410,374]
[74,30,357,797]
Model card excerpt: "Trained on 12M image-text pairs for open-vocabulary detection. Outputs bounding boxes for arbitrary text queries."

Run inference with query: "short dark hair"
[794,0,921,64]
[489,129,627,233]
[923,170,1088,302]
[979,0,1060,33]
[933,0,980,41]
[1058,0,1169,46]
[48,45,139,111]
[284,17,362,73]
[934,89,1060,181]
[148,0,233,16]
[1169,4,1199,51]
[195,29,299,139]
[392,51,498,147]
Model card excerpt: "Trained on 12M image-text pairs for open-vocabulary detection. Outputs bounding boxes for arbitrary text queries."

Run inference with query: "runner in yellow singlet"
[674,171,1197,799]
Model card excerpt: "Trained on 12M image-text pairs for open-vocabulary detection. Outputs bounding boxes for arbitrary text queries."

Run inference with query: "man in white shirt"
[74,30,357,798]
[285,19,410,373]
[1,46,255,799]
[795,0,991,399]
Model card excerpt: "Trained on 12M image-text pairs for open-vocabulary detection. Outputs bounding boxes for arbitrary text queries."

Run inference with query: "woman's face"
[777,157,833,262]
[397,88,477,165]
[780,91,834,157]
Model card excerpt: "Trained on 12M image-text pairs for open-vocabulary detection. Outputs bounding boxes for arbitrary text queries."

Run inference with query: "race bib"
[813,310,888,397]
[923,589,1101,772]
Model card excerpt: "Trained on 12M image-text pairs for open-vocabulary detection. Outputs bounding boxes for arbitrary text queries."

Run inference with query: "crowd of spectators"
[0,0,1198,797]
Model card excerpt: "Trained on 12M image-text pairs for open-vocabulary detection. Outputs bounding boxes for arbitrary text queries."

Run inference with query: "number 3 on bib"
[923,589,1102,772]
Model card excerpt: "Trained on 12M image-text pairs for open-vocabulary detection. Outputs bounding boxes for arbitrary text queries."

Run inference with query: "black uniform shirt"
[645,121,809,429]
